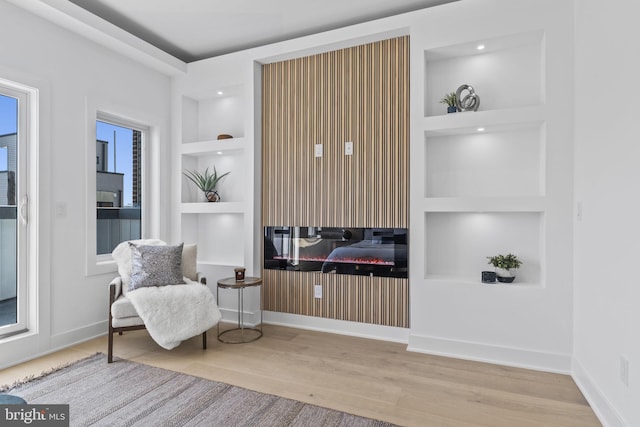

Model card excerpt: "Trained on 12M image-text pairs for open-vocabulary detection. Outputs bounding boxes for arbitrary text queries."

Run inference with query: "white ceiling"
[66,0,456,62]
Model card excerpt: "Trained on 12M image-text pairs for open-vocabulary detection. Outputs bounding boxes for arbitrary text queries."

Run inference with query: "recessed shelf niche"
[424,30,544,117]
[425,123,544,198]
[181,150,244,204]
[181,213,245,267]
[181,85,245,143]
[424,212,543,286]
[176,71,253,282]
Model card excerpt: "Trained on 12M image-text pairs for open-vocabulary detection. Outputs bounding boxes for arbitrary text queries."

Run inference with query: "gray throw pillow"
[129,243,185,291]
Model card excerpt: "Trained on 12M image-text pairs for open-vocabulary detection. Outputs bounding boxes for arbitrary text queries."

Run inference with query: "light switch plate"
[576,202,583,221]
[315,144,323,157]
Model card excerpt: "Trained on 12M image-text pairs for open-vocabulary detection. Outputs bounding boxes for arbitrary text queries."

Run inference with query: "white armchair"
[107,240,220,363]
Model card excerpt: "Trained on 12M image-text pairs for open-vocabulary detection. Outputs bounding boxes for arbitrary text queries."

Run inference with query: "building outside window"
[95,119,143,255]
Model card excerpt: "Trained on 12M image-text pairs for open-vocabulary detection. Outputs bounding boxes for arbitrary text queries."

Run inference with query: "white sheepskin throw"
[126,280,221,350]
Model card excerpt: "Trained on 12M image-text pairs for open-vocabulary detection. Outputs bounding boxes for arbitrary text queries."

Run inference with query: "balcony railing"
[97,207,141,255]
[0,206,16,304]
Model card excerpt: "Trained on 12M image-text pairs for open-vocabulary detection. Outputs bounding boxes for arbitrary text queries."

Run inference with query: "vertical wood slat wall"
[261,36,409,328]
[262,36,409,228]
[262,270,409,327]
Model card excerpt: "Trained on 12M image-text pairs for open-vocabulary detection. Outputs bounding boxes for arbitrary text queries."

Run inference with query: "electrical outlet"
[620,356,629,386]
[314,284,322,298]
[315,144,323,157]
[345,141,353,155]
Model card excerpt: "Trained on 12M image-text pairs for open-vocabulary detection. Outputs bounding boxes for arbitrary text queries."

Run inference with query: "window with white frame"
[94,115,145,256]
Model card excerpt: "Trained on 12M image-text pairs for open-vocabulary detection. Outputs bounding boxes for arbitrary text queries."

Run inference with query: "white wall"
[0,0,172,368]
[573,1,640,426]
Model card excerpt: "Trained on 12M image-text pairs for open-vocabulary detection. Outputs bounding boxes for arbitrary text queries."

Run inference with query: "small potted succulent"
[183,166,230,202]
[487,253,522,283]
[439,92,458,113]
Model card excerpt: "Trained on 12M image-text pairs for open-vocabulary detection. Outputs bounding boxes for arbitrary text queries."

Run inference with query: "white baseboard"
[262,311,410,343]
[218,307,261,327]
[572,358,627,427]
[0,321,107,371]
[407,333,572,374]
[50,320,107,350]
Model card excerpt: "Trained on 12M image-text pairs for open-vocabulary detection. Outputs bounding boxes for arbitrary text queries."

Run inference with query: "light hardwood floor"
[0,324,601,427]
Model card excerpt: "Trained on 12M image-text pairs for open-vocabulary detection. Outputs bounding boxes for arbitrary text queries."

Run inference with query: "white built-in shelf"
[180,202,246,214]
[177,72,253,286]
[422,106,545,136]
[424,120,544,198]
[181,84,245,143]
[180,138,247,155]
[196,262,246,281]
[424,31,543,63]
[424,211,543,286]
[418,29,548,289]
[424,30,544,117]
[425,275,542,288]
[197,261,242,268]
[421,197,546,213]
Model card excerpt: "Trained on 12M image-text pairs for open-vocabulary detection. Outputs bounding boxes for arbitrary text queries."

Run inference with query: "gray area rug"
[2,353,397,427]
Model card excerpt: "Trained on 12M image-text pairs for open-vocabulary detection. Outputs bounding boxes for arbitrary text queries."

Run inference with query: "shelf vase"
[447,106,457,113]
[205,190,221,202]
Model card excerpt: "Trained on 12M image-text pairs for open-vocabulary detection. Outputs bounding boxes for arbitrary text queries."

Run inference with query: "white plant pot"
[495,267,517,283]
[495,267,513,277]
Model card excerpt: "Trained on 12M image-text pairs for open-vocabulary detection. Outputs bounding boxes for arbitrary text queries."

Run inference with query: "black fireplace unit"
[264,227,408,278]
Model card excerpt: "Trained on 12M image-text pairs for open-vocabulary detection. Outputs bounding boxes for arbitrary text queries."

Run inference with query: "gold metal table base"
[217,326,263,344]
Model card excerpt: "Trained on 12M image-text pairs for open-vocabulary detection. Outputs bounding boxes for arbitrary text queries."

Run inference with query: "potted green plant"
[487,253,522,283]
[439,92,458,113]
[183,166,230,202]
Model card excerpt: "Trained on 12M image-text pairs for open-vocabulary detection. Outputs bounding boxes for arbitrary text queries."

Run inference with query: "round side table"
[0,394,26,404]
[216,276,262,344]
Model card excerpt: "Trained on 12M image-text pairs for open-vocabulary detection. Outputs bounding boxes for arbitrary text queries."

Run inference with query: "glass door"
[0,87,28,336]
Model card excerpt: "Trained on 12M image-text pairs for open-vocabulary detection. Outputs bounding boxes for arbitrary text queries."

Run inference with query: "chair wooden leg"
[108,283,115,363]
[202,331,207,349]
[108,329,114,363]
